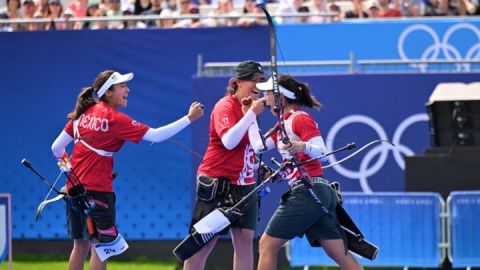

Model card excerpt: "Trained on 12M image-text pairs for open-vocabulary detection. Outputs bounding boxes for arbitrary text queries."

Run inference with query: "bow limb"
[323,139,394,169]
[259,5,290,146]
[35,192,66,221]
[259,5,279,85]
[35,171,66,221]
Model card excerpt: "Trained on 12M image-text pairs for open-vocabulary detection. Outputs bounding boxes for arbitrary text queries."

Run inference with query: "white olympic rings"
[325,113,429,193]
[398,23,480,72]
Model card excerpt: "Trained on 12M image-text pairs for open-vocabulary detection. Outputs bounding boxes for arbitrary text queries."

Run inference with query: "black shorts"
[265,181,342,246]
[189,179,258,234]
[66,190,116,240]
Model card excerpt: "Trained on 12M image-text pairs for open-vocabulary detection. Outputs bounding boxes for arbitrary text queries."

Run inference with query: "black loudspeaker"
[427,100,480,147]
[426,82,480,147]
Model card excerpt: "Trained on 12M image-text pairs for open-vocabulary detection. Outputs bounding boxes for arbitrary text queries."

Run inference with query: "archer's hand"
[242,97,266,115]
[250,98,266,115]
[56,156,71,173]
[187,101,204,122]
[241,97,252,114]
[279,140,306,154]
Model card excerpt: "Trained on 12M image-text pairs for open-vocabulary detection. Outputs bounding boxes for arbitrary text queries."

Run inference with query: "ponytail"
[294,81,322,110]
[66,70,115,120]
[67,87,96,120]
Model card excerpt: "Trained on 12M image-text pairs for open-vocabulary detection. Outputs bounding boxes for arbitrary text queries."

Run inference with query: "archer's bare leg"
[231,228,255,270]
[183,235,219,270]
[89,242,107,270]
[68,239,90,270]
[257,234,288,270]
[321,239,363,270]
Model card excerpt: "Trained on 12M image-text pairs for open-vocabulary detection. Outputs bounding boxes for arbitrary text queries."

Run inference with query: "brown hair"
[226,77,238,95]
[6,0,21,9]
[67,70,114,120]
[279,75,322,110]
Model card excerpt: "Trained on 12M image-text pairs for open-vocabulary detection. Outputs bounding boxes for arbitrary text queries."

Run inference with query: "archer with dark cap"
[234,60,266,81]
[183,60,267,270]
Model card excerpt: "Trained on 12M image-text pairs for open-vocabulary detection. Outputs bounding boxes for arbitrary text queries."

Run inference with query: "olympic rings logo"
[398,23,480,72]
[325,113,429,193]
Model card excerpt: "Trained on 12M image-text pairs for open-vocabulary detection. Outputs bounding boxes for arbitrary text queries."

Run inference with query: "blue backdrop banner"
[277,19,480,73]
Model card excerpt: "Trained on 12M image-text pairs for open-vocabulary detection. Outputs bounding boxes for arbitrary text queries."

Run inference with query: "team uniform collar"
[283,108,301,120]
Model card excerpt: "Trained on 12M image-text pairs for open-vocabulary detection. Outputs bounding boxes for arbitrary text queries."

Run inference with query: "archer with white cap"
[51,69,204,270]
[249,74,363,270]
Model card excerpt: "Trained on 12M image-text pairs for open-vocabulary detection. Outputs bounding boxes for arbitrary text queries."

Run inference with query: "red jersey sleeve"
[112,112,150,143]
[64,120,74,137]
[213,102,237,139]
[292,114,321,142]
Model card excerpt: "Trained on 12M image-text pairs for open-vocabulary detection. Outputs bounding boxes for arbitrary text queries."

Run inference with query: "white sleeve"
[51,130,74,158]
[221,109,257,150]
[142,115,191,143]
[304,136,327,158]
[248,119,276,154]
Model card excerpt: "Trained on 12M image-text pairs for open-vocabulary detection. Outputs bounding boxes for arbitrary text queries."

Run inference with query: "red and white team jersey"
[64,101,150,192]
[271,109,323,184]
[198,95,256,186]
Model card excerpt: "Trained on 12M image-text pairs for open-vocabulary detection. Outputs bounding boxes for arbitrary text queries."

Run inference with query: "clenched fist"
[241,97,266,115]
[187,101,204,122]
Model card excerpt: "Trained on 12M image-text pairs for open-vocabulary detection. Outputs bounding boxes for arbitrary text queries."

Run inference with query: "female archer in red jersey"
[51,70,204,270]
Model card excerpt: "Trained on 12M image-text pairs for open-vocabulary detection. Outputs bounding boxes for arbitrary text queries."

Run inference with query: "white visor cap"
[256,77,296,100]
[96,72,134,98]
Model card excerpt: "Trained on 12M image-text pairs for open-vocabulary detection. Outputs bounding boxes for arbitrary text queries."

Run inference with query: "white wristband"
[304,141,312,155]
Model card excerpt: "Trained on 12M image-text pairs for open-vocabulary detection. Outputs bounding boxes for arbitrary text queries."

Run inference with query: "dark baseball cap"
[234,60,266,81]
